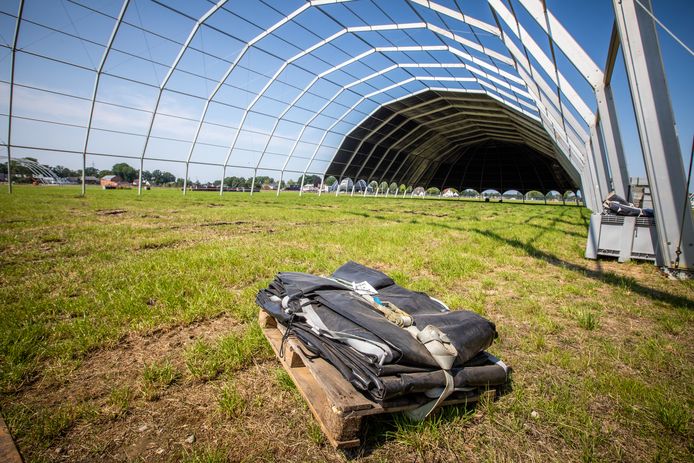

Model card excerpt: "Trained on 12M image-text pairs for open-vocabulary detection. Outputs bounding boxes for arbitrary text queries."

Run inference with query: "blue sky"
[0,0,692,189]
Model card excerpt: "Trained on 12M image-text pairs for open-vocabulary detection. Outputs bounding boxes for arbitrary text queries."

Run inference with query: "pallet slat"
[0,415,23,463]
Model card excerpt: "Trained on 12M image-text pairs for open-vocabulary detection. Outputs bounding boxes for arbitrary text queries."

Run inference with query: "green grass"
[181,446,228,463]
[141,360,179,400]
[218,383,245,417]
[1,186,693,462]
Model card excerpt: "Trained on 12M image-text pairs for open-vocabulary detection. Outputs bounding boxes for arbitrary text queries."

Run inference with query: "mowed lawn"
[0,186,692,462]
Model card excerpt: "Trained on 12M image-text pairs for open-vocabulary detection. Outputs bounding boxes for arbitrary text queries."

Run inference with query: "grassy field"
[0,186,692,462]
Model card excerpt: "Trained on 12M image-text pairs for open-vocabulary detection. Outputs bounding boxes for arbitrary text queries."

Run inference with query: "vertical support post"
[335,177,341,196]
[350,184,355,196]
[613,0,694,269]
[589,123,611,199]
[581,139,602,212]
[138,158,144,195]
[183,163,190,195]
[318,175,324,196]
[375,186,379,197]
[276,171,283,197]
[596,84,630,197]
[219,165,226,196]
[299,174,305,197]
[250,169,257,196]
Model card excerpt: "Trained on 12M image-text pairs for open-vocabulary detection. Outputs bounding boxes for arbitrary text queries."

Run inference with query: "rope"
[674,136,694,268]
[633,0,694,57]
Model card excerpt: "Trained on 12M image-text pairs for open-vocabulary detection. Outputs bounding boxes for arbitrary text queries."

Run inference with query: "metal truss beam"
[613,0,694,269]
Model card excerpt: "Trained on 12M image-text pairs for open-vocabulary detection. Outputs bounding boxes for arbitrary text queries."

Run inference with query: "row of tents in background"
[328,177,582,203]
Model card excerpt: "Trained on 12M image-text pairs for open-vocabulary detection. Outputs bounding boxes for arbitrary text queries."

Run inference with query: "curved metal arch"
[421,1,592,171]
[318,76,535,185]
[301,83,533,187]
[181,0,333,193]
[213,0,522,188]
[347,93,541,186]
[336,71,542,180]
[394,128,491,186]
[334,78,477,183]
[324,84,578,191]
[351,101,486,185]
[252,56,534,187]
[78,0,130,196]
[218,19,536,181]
[282,43,540,182]
[137,0,229,195]
[376,105,497,185]
[218,24,423,172]
[366,116,468,186]
[349,117,483,195]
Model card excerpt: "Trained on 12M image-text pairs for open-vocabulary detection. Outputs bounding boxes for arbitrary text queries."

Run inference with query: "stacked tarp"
[256,261,509,415]
[603,192,654,217]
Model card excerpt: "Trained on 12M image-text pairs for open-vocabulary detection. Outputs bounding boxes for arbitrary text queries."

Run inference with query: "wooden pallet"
[259,310,496,449]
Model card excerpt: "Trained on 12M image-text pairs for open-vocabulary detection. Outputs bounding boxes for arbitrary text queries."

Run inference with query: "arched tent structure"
[1,0,692,270]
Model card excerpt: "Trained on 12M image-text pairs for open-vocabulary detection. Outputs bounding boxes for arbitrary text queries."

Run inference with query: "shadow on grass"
[345,206,690,309]
[467,227,694,311]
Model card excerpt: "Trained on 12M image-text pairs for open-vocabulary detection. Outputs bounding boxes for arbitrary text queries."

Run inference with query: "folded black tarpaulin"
[603,192,654,217]
[256,261,509,405]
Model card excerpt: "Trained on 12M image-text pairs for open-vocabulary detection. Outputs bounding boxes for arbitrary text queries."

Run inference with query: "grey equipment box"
[585,213,659,263]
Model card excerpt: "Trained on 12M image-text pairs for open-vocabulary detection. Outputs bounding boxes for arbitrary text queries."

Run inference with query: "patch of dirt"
[400,209,450,218]
[200,221,248,227]
[136,241,180,251]
[11,314,247,462]
[96,209,127,216]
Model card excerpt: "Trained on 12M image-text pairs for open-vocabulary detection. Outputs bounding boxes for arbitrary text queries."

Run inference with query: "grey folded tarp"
[256,261,508,403]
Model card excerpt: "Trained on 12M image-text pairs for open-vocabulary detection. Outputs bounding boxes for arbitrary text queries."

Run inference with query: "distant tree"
[324,176,337,186]
[83,167,99,177]
[111,163,137,182]
[53,165,78,178]
[141,170,153,182]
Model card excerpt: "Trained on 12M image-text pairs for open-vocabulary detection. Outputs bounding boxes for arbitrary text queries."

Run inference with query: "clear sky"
[0,0,692,189]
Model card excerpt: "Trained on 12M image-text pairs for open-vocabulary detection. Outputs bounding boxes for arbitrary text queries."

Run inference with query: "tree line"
[1,159,325,188]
